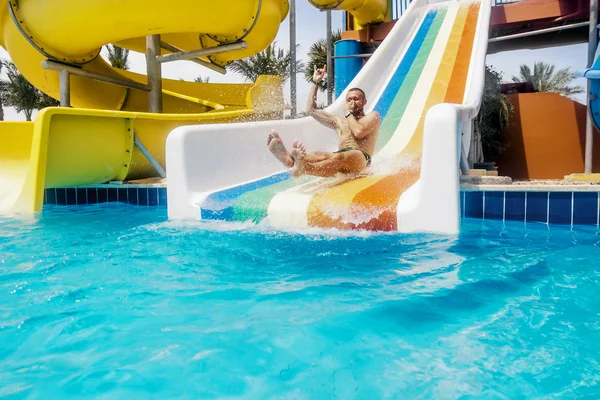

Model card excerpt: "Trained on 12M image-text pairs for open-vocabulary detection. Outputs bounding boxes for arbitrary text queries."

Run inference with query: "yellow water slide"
[0,0,289,212]
[308,0,389,27]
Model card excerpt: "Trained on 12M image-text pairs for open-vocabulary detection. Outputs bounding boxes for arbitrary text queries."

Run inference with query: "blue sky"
[0,4,590,120]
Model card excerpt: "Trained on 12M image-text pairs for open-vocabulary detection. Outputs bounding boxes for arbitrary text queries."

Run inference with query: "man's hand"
[312,64,326,83]
[344,100,355,115]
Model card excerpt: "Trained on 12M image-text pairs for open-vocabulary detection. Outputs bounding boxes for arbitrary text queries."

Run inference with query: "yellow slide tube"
[0,75,285,213]
[0,0,289,213]
[0,0,289,113]
[308,0,389,27]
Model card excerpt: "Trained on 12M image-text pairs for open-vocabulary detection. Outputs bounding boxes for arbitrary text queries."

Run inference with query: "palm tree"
[512,61,584,98]
[304,30,342,92]
[194,76,210,83]
[0,61,60,121]
[227,42,304,82]
[0,61,39,121]
[106,44,130,70]
[472,65,512,163]
[37,91,60,109]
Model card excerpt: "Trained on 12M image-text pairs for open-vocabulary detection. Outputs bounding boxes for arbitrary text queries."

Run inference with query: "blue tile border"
[148,188,159,206]
[42,186,600,228]
[549,192,572,225]
[505,192,525,222]
[484,192,504,220]
[459,190,600,228]
[465,191,483,219]
[44,186,167,208]
[525,192,548,224]
[573,192,598,226]
[87,188,97,204]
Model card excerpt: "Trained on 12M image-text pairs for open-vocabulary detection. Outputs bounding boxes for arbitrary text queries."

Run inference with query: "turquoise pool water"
[1,204,600,399]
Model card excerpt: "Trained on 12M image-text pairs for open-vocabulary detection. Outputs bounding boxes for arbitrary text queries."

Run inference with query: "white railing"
[391,0,413,20]
[391,0,520,20]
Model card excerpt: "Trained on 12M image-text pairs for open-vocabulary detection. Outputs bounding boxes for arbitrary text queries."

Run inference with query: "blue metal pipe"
[334,39,364,98]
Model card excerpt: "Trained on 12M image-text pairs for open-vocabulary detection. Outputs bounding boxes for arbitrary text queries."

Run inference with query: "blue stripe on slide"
[374,10,437,118]
[200,171,291,218]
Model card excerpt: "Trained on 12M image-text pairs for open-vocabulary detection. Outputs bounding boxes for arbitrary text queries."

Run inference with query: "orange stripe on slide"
[307,4,480,231]
[445,3,480,104]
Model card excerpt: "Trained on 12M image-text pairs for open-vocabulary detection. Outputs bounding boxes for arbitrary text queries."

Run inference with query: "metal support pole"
[59,69,70,107]
[585,0,598,173]
[43,60,151,92]
[134,131,166,179]
[585,0,597,174]
[326,10,333,105]
[146,35,163,113]
[156,42,247,64]
[290,0,297,118]
[160,42,227,74]
[488,21,589,43]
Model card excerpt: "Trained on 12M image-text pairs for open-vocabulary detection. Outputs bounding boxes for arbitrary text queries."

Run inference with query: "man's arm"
[306,81,337,129]
[346,111,381,139]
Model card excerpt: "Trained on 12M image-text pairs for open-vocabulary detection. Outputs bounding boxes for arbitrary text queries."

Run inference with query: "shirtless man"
[267,64,380,178]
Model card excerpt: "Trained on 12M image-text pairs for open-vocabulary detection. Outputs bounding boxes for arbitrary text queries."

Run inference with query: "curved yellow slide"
[0,0,289,212]
[308,0,389,27]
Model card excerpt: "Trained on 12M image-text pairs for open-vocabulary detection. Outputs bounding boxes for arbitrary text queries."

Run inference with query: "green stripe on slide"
[226,9,449,224]
[231,175,314,223]
[375,8,448,151]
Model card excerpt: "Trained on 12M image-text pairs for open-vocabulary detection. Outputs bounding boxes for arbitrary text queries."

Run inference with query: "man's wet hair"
[347,87,366,99]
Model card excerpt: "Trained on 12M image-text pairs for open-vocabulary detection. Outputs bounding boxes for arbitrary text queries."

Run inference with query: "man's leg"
[267,131,294,167]
[291,142,366,178]
[304,151,332,163]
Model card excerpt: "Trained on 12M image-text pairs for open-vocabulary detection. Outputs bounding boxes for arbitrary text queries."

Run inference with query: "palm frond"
[106,45,130,70]
[511,61,583,99]
[227,42,305,83]
[0,61,39,120]
[304,30,343,91]
[0,60,59,120]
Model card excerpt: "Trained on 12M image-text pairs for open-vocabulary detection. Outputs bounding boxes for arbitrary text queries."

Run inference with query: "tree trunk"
[0,103,3,121]
[25,110,32,121]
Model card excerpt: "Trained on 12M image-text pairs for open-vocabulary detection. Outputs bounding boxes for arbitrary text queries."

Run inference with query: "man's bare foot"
[291,141,306,178]
[292,139,307,155]
[267,131,293,168]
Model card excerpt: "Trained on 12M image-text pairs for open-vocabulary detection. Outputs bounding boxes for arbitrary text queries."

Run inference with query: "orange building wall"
[496,93,600,180]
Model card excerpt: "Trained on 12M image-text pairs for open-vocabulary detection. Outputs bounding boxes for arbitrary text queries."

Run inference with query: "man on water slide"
[267,65,380,178]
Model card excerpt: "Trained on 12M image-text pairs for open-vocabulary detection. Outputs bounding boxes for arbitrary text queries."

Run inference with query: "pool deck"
[461,176,600,192]
[79,176,600,190]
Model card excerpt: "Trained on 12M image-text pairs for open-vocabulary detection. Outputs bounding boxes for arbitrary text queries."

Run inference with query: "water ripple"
[0,207,599,398]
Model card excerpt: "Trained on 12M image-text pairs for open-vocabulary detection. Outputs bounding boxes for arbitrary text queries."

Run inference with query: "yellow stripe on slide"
[333,3,479,231]
[307,4,474,230]
[394,4,469,156]
[306,5,461,225]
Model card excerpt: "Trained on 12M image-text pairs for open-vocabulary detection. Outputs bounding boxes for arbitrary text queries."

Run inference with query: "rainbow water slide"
[0,0,289,212]
[167,0,491,234]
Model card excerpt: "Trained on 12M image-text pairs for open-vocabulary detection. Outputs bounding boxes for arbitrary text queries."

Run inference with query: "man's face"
[346,90,366,113]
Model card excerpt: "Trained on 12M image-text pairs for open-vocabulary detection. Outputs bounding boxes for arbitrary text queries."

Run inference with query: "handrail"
[42,60,151,92]
[160,42,226,74]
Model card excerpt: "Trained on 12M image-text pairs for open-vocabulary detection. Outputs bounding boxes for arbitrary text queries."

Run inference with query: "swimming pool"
[1,205,599,398]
